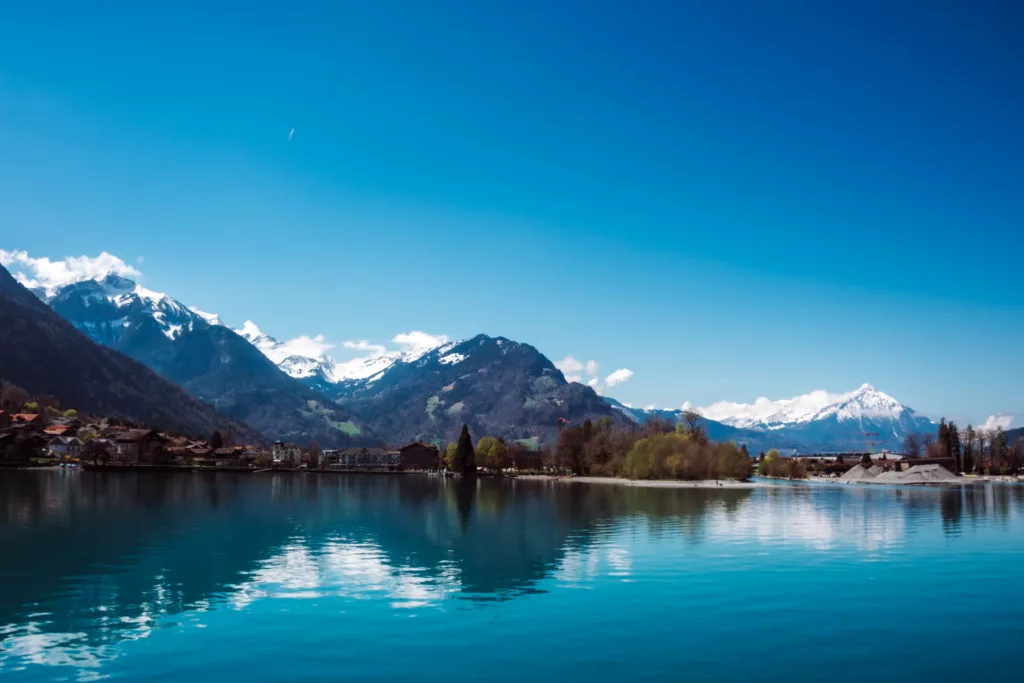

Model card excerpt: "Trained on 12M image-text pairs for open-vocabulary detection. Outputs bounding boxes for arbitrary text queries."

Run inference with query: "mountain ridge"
[0,264,259,440]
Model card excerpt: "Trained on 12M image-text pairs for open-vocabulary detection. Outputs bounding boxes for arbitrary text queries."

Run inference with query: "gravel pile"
[841,463,960,485]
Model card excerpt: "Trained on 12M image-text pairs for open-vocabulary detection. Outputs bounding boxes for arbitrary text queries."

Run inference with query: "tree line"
[902,419,1021,475]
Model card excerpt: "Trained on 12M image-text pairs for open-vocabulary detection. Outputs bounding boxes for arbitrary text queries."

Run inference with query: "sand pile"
[877,464,959,484]
[839,464,883,483]
[841,463,960,485]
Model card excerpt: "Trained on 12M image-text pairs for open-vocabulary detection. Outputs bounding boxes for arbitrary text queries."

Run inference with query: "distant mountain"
[601,397,803,453]
[0,265,257,440]
[1006,426,1023,445]
[694,384,936,452]
[331,334,625,447]
[45,276,379,448]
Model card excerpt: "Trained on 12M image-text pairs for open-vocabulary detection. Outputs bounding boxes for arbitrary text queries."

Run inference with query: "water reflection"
[0,472,1022,679]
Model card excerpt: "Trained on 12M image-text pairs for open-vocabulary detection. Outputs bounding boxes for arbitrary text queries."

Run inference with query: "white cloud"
[343,340,388,357]
[0,249,141,295]
[645,404,657,411]
[392,331,448,357]
[681,401,694,412]
[554,355,584,375]
[277,334,333,359]
[288,128,295,141]
[978,414,1014,432]
[587,378,600,388]
[605,368,634,388]
[585,360,599,376]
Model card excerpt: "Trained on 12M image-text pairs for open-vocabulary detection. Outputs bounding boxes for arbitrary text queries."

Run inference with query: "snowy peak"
[698,384,919,430]
[49,274,208,341]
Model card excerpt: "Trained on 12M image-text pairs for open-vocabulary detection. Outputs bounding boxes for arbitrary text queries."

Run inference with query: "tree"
[681,410,708,445]
[477,436,499,469]
[902,433,922,459]
[444,442,458,470]
[210,431,224,450]
[963,425,976,474]
[757,449,780,476]
[860,452,873,466]
[451,424,476,475]
[0,381,29,411]
[308,441,322,467]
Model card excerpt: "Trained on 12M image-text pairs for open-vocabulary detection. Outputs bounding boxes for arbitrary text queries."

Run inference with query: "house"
[214,447,243,465]
[44,424,74,437]
[330,447,401,470]
[400,442,441,470]
[0,411,10,429]
[82,438,114,463]
[112,429,168,463]
[0,427,48,462]
[48,435,83,459]
[272,441,303,463]
[11,414,40,425]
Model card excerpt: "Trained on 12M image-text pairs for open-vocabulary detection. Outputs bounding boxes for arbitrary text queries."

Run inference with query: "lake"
[1,471,1022,682]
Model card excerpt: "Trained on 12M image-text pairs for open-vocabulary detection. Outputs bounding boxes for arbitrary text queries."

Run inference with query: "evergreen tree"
[947,422,961,471]
[210,430,224,450]
[452,424,476,475]
[937,419,948,457]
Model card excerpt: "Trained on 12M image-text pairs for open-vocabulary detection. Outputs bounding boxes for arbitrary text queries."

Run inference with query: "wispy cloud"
[0,249,141,295]
[605,368,634,388]
[288,128,295,141]
[342,340,388,357]
[392,331,449,357]
[556,355,633,394]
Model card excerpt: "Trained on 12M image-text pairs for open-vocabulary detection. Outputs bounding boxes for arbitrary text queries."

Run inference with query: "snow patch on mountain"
[697,384,918,430]
[439,353,467,365]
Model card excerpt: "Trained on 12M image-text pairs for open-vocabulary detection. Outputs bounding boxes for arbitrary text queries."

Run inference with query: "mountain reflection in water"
[1,471,1022,682]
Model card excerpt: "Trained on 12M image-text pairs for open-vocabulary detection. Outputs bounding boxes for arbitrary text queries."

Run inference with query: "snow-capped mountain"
[235,320,452,389]
[42,274,379,447]
[694,384,936,451]
[332,334,623,445]
[48,274,212,344]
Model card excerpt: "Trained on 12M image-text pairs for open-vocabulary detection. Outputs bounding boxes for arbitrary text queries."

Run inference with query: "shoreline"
[515,475,763,489]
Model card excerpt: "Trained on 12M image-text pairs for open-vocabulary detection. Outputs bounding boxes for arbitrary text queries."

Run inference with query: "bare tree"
[902,432,922,459]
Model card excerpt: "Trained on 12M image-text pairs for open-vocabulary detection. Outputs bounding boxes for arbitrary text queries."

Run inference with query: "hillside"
[0,265,258,440]
[334,334,625,446]
[47,276,379,448]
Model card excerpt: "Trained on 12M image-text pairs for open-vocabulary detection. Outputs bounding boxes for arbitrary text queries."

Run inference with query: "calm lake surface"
[1,472,1022,682]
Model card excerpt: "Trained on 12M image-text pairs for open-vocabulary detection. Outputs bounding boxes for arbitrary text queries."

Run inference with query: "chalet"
[12,414,40,425]
[187,446,213,463]
[214,447,243,465]
[400,442,441,470]
[112,429,167,463]
[272,441,303,463]
[48,435,83,459]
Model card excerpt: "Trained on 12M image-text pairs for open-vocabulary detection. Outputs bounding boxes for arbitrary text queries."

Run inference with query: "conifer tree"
[453,424,476,475]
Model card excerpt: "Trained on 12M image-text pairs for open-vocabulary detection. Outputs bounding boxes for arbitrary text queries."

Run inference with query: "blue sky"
[1,1,1022,426]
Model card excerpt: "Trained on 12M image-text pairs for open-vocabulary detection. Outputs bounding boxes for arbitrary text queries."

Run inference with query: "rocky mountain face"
[0,265,258,440]
[331,335,625,447]
[44,277,379,448]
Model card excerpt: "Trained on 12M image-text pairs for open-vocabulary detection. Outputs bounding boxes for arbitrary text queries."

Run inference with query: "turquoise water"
[1,472,1022,682]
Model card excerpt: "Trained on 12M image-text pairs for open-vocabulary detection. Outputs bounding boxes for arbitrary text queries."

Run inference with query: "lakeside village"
[2,401,1021,484]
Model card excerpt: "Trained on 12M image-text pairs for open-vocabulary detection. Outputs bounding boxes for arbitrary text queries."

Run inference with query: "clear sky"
[1,1,1022,426]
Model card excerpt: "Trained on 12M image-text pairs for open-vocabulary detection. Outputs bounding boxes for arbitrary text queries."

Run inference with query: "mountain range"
[4,263,953,452]
[0,266,258,441]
